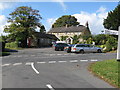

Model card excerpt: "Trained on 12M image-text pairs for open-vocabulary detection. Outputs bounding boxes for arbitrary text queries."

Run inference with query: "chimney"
[66,24,68,28]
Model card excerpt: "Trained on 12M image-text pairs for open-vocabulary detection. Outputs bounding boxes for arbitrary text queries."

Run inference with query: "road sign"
[105,27,120,61]
[105,29,118,35]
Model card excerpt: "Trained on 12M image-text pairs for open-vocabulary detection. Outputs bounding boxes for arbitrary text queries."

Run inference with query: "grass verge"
[0,52,10,56]
[89,59,120,88]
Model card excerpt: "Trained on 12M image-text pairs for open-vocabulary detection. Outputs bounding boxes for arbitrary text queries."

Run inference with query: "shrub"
[5,41,18,48]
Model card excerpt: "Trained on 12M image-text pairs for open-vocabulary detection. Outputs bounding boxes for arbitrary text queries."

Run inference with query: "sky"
[0,1,119,35]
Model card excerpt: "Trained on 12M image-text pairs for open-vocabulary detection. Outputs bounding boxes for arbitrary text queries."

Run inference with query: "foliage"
[60,36,68,41]
[93,34,107,45]
[103,4,120,30]
[5,41,18,48]
[4,6,42,47]
[40,25,46,33]
[89,59,120,88]
[0,35,7,42]
[73,35,80,44]
[105,36,117,51]
[52,15,79,28]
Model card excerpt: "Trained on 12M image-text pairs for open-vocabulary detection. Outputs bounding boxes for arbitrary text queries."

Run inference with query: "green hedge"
[5,41,18,48]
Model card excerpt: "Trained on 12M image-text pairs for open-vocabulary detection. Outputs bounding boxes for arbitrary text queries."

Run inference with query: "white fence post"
[117,26,120,61]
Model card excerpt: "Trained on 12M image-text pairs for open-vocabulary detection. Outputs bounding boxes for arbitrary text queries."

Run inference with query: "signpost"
[117,26,120,61]
[105,26,120,61]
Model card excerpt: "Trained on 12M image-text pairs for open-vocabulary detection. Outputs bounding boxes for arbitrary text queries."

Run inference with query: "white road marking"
[13,63,22,66]
[57,54,62,55]
[2,63,11,67]
[58,61,67,63]
[31,55,35,57]
[17,55,22,57]
[46,84,55,90]
[50,54,55,56]
[48,61,56,63]
[25,62,34,65]
[70,60,78,62]
[80,60,88,62]
[64,54,68,55]
[91,59,98,62]
[37,62,46,64]
[31,63,39,74]
[70,53,75,55]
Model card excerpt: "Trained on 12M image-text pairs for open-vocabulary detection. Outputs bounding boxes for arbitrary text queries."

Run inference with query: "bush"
[5,41,18,48]
[105,41,112,52]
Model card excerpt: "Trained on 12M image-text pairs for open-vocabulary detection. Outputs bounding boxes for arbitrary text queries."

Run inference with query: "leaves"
[4,6,42,47]
[52,15,79,28]
[103,4,120,30]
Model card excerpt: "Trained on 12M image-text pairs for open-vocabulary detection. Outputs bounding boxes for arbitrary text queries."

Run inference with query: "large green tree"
[4,6,42,47]
[103,4,120,30]
[52,15,79,28]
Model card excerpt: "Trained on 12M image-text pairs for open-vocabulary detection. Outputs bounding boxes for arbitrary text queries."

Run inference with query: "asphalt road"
[1,47,117,89]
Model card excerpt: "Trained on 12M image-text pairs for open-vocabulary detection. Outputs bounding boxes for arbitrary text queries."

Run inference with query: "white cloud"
[72,6,108,34]
[46,18,57,30]
[52,0,67,12]
[0,2,12,10]
[0,15,9,36]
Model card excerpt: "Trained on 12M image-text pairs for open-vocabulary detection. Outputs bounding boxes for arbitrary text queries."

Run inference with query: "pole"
[117,26,120,61]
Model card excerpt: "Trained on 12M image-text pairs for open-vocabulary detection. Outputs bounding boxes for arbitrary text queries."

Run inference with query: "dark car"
[64,44,75,53]
[54,43,69,51]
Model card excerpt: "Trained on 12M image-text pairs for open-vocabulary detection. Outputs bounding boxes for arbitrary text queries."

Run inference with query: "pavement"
[1,48,118,89]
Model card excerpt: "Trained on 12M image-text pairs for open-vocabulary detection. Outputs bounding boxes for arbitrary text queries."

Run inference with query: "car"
[71,44,102,53]
[64,44,75,53]
[54,43,69,51]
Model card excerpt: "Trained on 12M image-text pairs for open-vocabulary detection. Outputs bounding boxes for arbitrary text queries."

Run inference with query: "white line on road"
[48,61,56,63]
[46,84,55,90]
[70,60,78,62]
[31,63,39,74]
[57,54,62,55]
[50,54,56,56]
[64,54,68,55]
[58,61,67,63]
[91,59,98,62]
[2,63,11,67]
[13,63,22,66]
[80,60,88,62]
[25,62,34,65]
[37,62,46,64]
[31,55,35,57]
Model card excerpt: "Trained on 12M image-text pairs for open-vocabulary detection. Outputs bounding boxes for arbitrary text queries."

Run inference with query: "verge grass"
[89,59,120,88]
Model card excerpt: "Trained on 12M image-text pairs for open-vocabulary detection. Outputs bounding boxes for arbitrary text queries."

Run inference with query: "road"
[1,48,117,89]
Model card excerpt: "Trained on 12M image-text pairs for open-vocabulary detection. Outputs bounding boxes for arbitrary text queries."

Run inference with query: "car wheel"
[80,50,84,54]
[97,49,102,53]
[55,48,58,51]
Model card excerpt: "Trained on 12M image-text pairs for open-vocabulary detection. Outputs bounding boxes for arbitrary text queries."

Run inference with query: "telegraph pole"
[117,26,120,61]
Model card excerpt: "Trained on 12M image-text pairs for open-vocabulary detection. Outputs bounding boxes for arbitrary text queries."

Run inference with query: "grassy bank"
[0,52,10,56]
[89,59,120,88]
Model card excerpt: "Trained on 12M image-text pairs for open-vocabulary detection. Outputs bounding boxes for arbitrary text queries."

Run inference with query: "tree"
[4,6,42,47]
[52,15,79,28]
[40,25,46,33]
[103,4,120,30]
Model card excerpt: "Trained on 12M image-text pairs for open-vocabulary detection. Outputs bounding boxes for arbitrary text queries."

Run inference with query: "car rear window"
[76,45,85,47]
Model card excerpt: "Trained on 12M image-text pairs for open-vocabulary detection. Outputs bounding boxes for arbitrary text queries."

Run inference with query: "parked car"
[64,44,75,53]
[71,44,102,53]
[54,43,69,51]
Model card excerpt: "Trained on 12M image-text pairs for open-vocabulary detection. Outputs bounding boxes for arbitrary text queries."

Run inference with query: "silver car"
[71,44,102,53]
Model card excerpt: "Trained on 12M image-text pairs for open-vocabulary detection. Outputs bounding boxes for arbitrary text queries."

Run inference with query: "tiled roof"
[48,26,87,33]
[35,32,58,40]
